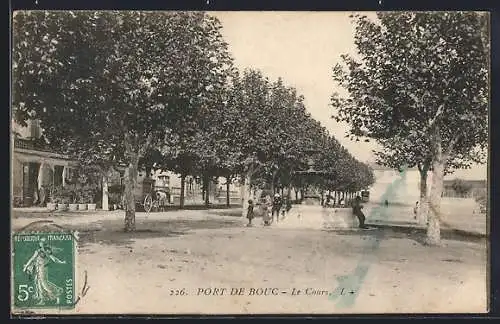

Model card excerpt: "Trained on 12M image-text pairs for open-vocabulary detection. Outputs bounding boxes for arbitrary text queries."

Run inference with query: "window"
[157,176,170,187]
[29,119,42,139]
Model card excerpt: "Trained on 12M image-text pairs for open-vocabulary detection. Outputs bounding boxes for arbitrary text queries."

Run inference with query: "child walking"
[246,199,255,227]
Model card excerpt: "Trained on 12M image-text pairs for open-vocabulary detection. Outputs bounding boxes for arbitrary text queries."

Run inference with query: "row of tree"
[332,12,489,245]
[13,11,374,231]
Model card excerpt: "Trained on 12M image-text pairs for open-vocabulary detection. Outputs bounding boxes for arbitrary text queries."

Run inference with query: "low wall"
[278,205,358,230]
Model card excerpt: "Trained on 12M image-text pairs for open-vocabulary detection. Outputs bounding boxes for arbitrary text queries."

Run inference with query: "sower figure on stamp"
[353,196,367,229]
[23,238,66,305]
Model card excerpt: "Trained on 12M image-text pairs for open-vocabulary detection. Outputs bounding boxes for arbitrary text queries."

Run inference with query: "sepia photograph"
[10,10,489,315]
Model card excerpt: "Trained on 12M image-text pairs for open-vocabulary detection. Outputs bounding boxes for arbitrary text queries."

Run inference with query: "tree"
[374,131,480,224]
[13,11,233,231]
[332,12,489,245]
[257,79,320,196]
[218,69,273,216]
[450,178,473,197]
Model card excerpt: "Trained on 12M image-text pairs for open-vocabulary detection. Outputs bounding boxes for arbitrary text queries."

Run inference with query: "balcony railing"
[14,138,51,152]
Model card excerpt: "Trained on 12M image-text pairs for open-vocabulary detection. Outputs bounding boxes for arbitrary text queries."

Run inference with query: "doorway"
[22,162,40,206]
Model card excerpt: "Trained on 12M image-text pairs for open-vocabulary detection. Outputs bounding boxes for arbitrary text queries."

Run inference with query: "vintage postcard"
[10,10,489,315]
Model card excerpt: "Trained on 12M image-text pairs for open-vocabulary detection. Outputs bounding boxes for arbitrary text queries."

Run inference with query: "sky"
[210,11,488,181]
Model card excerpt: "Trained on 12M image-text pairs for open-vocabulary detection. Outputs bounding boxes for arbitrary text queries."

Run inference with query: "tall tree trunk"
[271,169,278,195]
[427,128,446,245]
[180,174,186,209]
[417,166,429,225]
[124,154,139,232]
[226,176,231,207]
[294,189,298,202]
[241,171,252,217]
[203,173,210,207]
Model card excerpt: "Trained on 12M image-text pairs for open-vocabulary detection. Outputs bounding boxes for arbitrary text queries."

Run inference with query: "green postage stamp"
[12,232,77,309]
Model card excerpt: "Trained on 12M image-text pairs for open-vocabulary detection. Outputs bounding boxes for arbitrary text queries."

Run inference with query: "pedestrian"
[280,196,289,219]
[353,196,367,229]
[413,201,419,220]
[264,194,273,226]
[339,197,345,207]
[272,193,283,223]
[284,196,292,217]
[262,194,272,226]
[246,199,255,227]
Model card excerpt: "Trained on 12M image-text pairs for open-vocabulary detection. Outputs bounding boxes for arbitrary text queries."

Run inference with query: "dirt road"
[11,209,488,315]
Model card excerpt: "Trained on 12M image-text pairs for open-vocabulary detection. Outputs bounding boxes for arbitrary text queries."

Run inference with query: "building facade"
[12,120,79,207]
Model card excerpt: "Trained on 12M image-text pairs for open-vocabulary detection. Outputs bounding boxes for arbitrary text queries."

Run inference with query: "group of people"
[246,192,292,227]
[245,191,369,229]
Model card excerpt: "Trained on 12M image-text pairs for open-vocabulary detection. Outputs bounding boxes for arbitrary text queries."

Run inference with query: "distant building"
[442,179,487,199]
[366,162,487,205]
[140,171,241,205]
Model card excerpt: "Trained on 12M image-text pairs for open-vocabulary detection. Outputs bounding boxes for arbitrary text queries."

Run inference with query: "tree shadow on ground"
[323,224,486,246]
[11,205,242,219]
[12,210,67,219]
[77,228,187,247]
[77,218,242,247]
[208,210,242,217]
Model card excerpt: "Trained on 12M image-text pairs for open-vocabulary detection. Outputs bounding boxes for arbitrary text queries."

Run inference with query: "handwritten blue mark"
[329,166,408,308]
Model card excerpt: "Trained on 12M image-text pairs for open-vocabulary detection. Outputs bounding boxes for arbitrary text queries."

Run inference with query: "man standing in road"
[353,196,367,229]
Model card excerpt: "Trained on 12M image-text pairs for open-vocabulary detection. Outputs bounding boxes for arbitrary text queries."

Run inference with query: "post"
[62,166,66,187]
[102,173,109,211]
[180,174,186,209]
[226,176,230,207]
[37,163,44,190]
